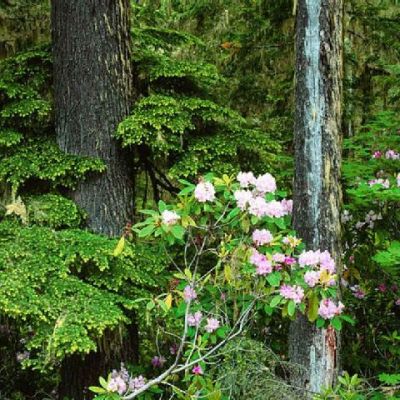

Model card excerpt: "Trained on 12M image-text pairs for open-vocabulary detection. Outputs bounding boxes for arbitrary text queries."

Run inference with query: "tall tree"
[52,0,134,237]
[52,1,135,398]
[289,0,343,395]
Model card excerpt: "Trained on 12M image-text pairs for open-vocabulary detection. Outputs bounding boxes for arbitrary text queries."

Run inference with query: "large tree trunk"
[52,1,135,398]
[289,0,343,395]
[52,0,134,237]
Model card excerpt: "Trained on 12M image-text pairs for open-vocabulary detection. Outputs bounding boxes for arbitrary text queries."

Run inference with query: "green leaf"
[330,316,342,331]
[158,200,167,212]
[138,224,155,237]
[316,317,325,329]
[112,236,125,257]
[89,386,107,394]
[307,292,319,322]
[287,300,296,317]
[171,225,185,239]
[270,295,282,308]
[266,271,282,287]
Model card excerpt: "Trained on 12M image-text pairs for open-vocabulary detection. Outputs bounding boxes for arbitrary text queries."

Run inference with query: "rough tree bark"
[52,0,134,237]
[289,0,343,395]
[52,1,135,398]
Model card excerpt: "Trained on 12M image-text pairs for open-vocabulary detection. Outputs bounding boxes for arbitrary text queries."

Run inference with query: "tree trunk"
[289,0,343,395]
[52,0,134,237]
[52,1,135,398]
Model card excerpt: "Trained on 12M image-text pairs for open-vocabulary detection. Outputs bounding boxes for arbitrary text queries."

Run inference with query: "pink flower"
[194,181,215,203]
[161,210,180,225]
[284,256,296,265]
[248,196,268,217]
[272,253,286,263]
[108,376,127,395]
[234,190,253,210]
[350,285,365,299]
[319,251,336,273]
[205,317,220,333]
[151,356,166,368]
[279,284,304,304]
[237,172,256,188]
[281,199,293,214]
[318,299,344,320]
[129,375,146,391]
[255,173,276,194]
[187,311,202,327]
[395,299,400,306]
[252,229,273,246]
[385,149,400,160]
[192,365,203,375]
[397,173,400,187]
[304,270,320,287]
[256,259,273,275]
[264,200,286,218]
[368,178,390,189]
[298,250,320,267]
[183,286,197,302]
[372,151,382,159]
[378,283,387,293]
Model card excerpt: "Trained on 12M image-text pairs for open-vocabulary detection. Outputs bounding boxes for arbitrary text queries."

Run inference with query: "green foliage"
[0,219,168,371]
[26,194,85,229]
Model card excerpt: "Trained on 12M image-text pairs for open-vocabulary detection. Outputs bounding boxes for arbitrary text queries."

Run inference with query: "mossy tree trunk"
[289,0,343,395]
[52,1,135,398]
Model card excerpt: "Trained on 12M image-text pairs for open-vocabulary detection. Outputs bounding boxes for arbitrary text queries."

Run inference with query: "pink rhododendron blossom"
[279,284,304,304]
[319,251,336,273]
[252,229,273,246]
[183,285,197,302]
[378,283,387,293]
[396,299,400,306]
[250,249,273,274]
[248,196,268,217]
[264,200,286,218]
[192,365,203,375]
[129,376,146,391]
[368,178,389,188]
[151,356,166,368]
[108,376,127,395]
[187,311,202,327]
[397,173,400,187]
[194,181,215,203]
[304,270,320,287]
[385,149,399,160]
[255,173,276,194]
[350,285,365,299]
[284,256,296,265]
[256,259,273,275]
[318,299,344,319]
[281,199,293,214]
[161,210,180,225]
[234,189,253,210]
[237,171,256,188]
[272,253,286,263]
[372,151,382,159]
[205,318,220,333]
[298,250,321,267]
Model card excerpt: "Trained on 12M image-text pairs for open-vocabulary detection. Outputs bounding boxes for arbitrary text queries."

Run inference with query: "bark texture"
[52,0,134,237]
[52,1,135,398]
[289,0,343,395]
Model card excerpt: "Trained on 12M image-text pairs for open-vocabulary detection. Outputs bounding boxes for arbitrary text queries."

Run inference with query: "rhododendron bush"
[91,173,348,399]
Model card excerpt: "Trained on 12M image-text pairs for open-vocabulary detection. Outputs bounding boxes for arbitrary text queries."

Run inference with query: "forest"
[0,0,399,399]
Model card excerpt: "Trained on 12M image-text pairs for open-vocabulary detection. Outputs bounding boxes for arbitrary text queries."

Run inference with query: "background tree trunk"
[289,0,343,395]
[52,0,134,237]
[52,1,135,398]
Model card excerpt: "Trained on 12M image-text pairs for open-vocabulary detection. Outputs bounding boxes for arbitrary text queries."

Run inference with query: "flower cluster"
[161,210,180,225]
[318,299,344,319]
[354,209,383,230]
[194,180,215,203]
[372,149,400,160]
[279,284,304,303]
[368,178,390,188]
[107,364,146,395]
[233,172,292,218]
